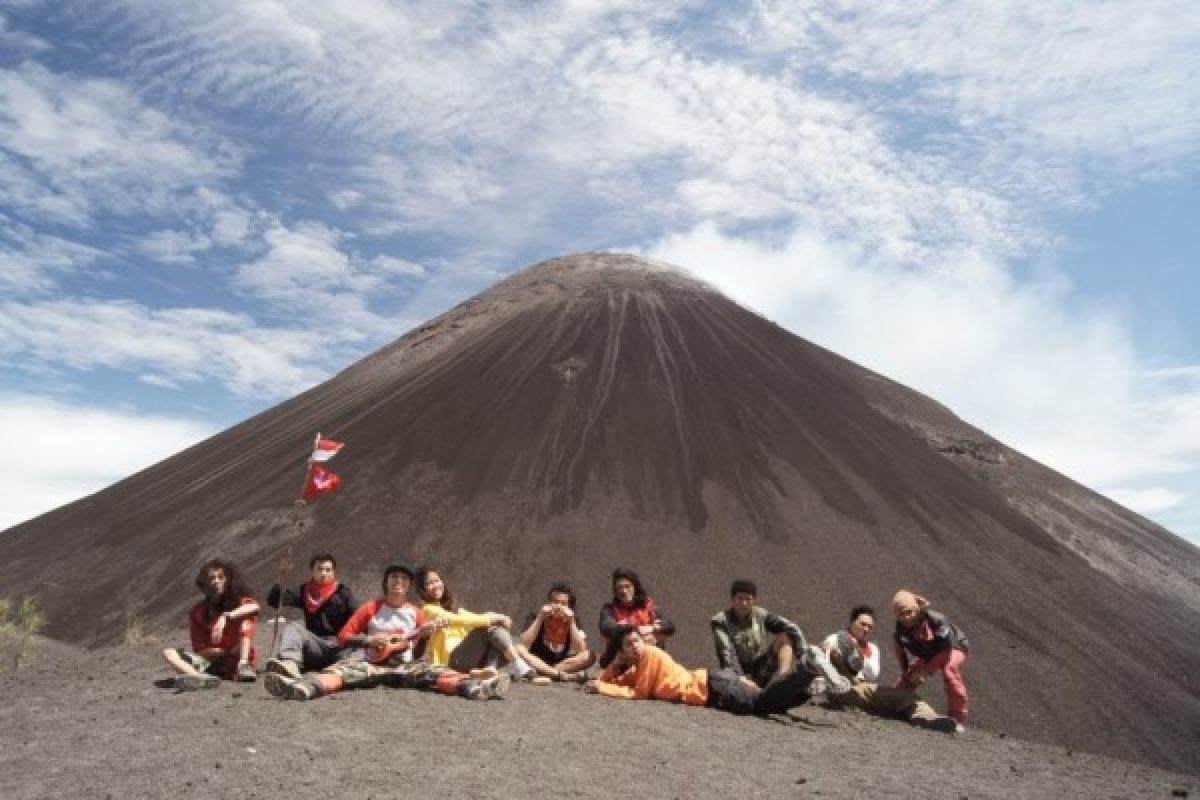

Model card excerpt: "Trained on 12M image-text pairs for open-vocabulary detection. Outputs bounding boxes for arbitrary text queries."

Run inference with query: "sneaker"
[510,658,534,681]
[805,646,852,695]
[556,670,589,684]
[807,676,829,697]
[955,722,966,734]
[466,672,510,701]
[263,672,317,701]
[912,716,960,734]
[174,673,220,691]
[236,662,257,682]
[265,657,302,680]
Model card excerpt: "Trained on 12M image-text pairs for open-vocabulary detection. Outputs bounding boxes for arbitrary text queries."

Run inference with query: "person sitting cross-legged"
[263,565,508,702]
[264,552,359,678]
[161,558,260,690]
[514,582,595,683]
[415,566,526,677]
[820,604,958,733]
[710,578,805,690]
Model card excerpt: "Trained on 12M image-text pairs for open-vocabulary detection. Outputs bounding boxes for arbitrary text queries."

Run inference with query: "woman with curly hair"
[161,558,259,690]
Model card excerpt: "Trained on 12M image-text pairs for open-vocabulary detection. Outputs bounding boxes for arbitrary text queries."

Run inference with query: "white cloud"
[742,1,1200,178]
[0,299,328,397]
[373,255,426,278]
[0,393,214,531]
[136,229,213,264]
[0,215,104,293]
[233,221,424,341]
[644,224,1200,539]
[1102,487,1186,516]
[0,63,238,228]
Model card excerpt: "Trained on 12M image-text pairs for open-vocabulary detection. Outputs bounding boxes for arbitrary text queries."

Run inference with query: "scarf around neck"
[303,580,338,613]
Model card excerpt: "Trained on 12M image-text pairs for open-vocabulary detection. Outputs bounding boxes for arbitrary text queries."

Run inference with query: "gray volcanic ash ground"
[1,633,1197,800]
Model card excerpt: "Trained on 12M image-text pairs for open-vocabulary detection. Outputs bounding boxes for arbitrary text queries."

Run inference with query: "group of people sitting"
[162,555,968,733]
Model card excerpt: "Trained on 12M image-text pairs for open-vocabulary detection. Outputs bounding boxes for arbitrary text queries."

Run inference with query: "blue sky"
[2,1,1198,545]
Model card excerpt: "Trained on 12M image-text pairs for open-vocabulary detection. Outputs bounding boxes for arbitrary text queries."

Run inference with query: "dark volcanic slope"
[3,253,1198,772]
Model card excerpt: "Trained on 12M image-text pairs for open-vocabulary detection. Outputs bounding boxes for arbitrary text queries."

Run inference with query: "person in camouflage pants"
[264,564,508,702]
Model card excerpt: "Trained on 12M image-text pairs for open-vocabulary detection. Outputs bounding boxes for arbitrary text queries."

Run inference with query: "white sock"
[510,657,533,678]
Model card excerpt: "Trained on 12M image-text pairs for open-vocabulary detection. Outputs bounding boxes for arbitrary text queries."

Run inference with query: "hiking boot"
[912,715,960,734]
[466,672,510,701]
[805,646,852,695]
[265,657,302,680]
[236,662,257,682]
[174,673,220,691]
[264,672,317,701]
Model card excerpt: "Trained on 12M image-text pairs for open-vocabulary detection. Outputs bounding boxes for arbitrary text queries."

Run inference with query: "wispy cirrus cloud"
[742,1,1200,180]
[0,214,104,292]
[0,62,240,229]
[0,299,327,397]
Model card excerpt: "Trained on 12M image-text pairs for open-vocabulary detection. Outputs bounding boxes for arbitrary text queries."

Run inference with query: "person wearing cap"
[710,578,805,689]
[263,552,359,678]
[264,565,508,702]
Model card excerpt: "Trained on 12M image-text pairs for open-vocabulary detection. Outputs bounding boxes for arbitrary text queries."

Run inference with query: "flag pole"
[269,432,322,659]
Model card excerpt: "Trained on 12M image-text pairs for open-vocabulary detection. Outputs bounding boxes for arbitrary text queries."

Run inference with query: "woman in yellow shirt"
[415,566,526,676]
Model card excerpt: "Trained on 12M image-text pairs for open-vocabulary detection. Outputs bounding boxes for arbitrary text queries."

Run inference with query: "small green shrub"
[0,595,46,672]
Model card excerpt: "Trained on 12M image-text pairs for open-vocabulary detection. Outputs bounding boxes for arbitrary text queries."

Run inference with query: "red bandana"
[613,597,658,628]
[303,580,338,613]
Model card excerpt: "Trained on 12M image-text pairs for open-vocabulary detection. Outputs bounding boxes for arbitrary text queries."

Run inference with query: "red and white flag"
[310,437,345,462]
[301,463,342,500]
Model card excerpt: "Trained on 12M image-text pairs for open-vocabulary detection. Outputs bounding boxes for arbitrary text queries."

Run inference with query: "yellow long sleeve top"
[420,602,494,666]
[596,644,709,706]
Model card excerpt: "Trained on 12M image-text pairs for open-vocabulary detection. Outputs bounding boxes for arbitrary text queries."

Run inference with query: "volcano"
[2,253,1197,772]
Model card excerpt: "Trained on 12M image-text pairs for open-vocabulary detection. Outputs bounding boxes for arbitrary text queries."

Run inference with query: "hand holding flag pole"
[270,432,346,659]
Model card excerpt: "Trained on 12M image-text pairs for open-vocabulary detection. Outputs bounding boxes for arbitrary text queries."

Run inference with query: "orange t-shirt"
[597,644,708,706]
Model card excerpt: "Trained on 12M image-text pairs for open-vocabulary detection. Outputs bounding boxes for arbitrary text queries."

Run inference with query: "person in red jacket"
[161,558,259,690]
[597,568,674,664]
[264,565,508,702]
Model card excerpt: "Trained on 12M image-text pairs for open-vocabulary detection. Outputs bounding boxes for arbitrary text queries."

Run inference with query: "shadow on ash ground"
[1,635,1195,800]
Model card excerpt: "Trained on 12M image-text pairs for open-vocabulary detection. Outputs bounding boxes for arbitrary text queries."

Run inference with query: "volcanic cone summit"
[1,251,1197,772]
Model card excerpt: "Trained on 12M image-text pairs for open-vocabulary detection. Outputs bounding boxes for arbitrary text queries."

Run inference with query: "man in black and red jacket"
[264,552,358,678]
